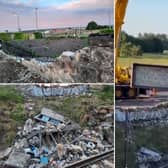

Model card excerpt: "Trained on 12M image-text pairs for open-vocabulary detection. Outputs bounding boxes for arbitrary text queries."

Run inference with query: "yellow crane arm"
[115,0,128,62]
[115,0,129,84]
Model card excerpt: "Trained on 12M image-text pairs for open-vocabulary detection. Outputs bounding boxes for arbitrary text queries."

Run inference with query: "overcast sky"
[123,0,168,36]
[0,0,113,32]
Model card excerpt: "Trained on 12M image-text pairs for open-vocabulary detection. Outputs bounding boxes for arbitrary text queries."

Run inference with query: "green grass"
[36,86,113,126]
[0,86,25,149]
[119,53,168,67]
[40,96,96,126]
[99,28,113,34]
[10,103,25,122]
[0,86,24,103]
[95,86,114,102]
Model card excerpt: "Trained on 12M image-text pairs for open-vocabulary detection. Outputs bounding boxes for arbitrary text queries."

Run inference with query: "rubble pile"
[22,45,114,83]
[0,51,45,83]
[0,108,113,168]
[22,58,76,83]
[0,34,113,83]
[86,106,114,146]
[75,46,113,83]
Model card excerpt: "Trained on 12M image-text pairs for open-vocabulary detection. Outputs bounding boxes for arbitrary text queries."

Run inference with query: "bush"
[14,32,26,40]
[0,33,12,41]
[34,32,43,39]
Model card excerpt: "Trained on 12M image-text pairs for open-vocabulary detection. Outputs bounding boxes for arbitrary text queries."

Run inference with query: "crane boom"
[115,0,139,99]
[115,0,128,64]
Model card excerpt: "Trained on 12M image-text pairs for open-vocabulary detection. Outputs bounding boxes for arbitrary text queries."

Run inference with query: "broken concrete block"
[137,147,162,163]
[57,144,66,160]
[103,160,114,168]
[23,118,33,135]
[5,151,31,168]
[0,147,12,160]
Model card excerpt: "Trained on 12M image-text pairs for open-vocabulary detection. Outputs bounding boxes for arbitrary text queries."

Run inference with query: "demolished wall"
[25,85,89,97]
[116,101,168,122]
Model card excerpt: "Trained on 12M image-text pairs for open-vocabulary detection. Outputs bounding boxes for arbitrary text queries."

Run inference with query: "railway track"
[65,149,113,168]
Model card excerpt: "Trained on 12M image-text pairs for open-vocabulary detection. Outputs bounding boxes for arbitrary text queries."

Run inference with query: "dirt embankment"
[7,38,87,58]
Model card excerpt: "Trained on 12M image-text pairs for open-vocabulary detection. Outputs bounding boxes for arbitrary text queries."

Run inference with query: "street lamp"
[108,8,112,28]
[13,12,21,32]
[35,8,39,31]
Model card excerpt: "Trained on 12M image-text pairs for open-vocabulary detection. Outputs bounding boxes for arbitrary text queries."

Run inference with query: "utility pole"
[35,8,38,31]
[108,8,112,28]
[13,12,21,32]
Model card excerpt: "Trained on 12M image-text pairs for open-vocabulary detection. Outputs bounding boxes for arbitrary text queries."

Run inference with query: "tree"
[34,32,43,39]
[120,42,142,57]
[86,21,98,30]
[121,31,166,53]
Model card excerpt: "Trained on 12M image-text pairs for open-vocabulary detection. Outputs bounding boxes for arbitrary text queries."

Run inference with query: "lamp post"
[108,8,112,28]
[13,12,21,32]
[35,8,38,31]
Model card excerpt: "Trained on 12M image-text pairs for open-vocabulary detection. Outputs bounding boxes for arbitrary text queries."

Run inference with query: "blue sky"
[123,0,168,36]
[0,0,113,32]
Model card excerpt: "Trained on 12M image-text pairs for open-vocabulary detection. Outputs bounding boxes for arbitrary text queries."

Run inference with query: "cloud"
[0,0,113,31]
[57,0,113,10]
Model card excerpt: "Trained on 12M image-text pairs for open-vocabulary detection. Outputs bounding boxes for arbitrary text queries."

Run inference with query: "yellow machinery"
[115,0,145,98]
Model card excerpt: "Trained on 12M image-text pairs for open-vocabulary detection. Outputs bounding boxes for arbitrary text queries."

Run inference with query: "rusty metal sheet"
[131,63,168,88]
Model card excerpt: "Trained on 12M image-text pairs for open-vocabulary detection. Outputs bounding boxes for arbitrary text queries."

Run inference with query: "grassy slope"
[35,86,114,126]
[119,53,168,67]
[0,86,24,149]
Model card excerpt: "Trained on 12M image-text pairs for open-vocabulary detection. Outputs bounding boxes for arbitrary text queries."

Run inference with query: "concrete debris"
[102,160,114,168]
[60,51,75,58]
[5,151,31,168]
[23,118,33,135]
[137,147,162,163]
[0,34,113,83]
[0,148,12,160]
[75,46,113,83]
[135,147,168,168]
[0,50,45,83]
[0,107,113,168]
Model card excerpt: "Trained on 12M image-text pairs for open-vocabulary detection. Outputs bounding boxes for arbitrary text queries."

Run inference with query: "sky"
[123,0,168,36]
[0,0,113,32]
